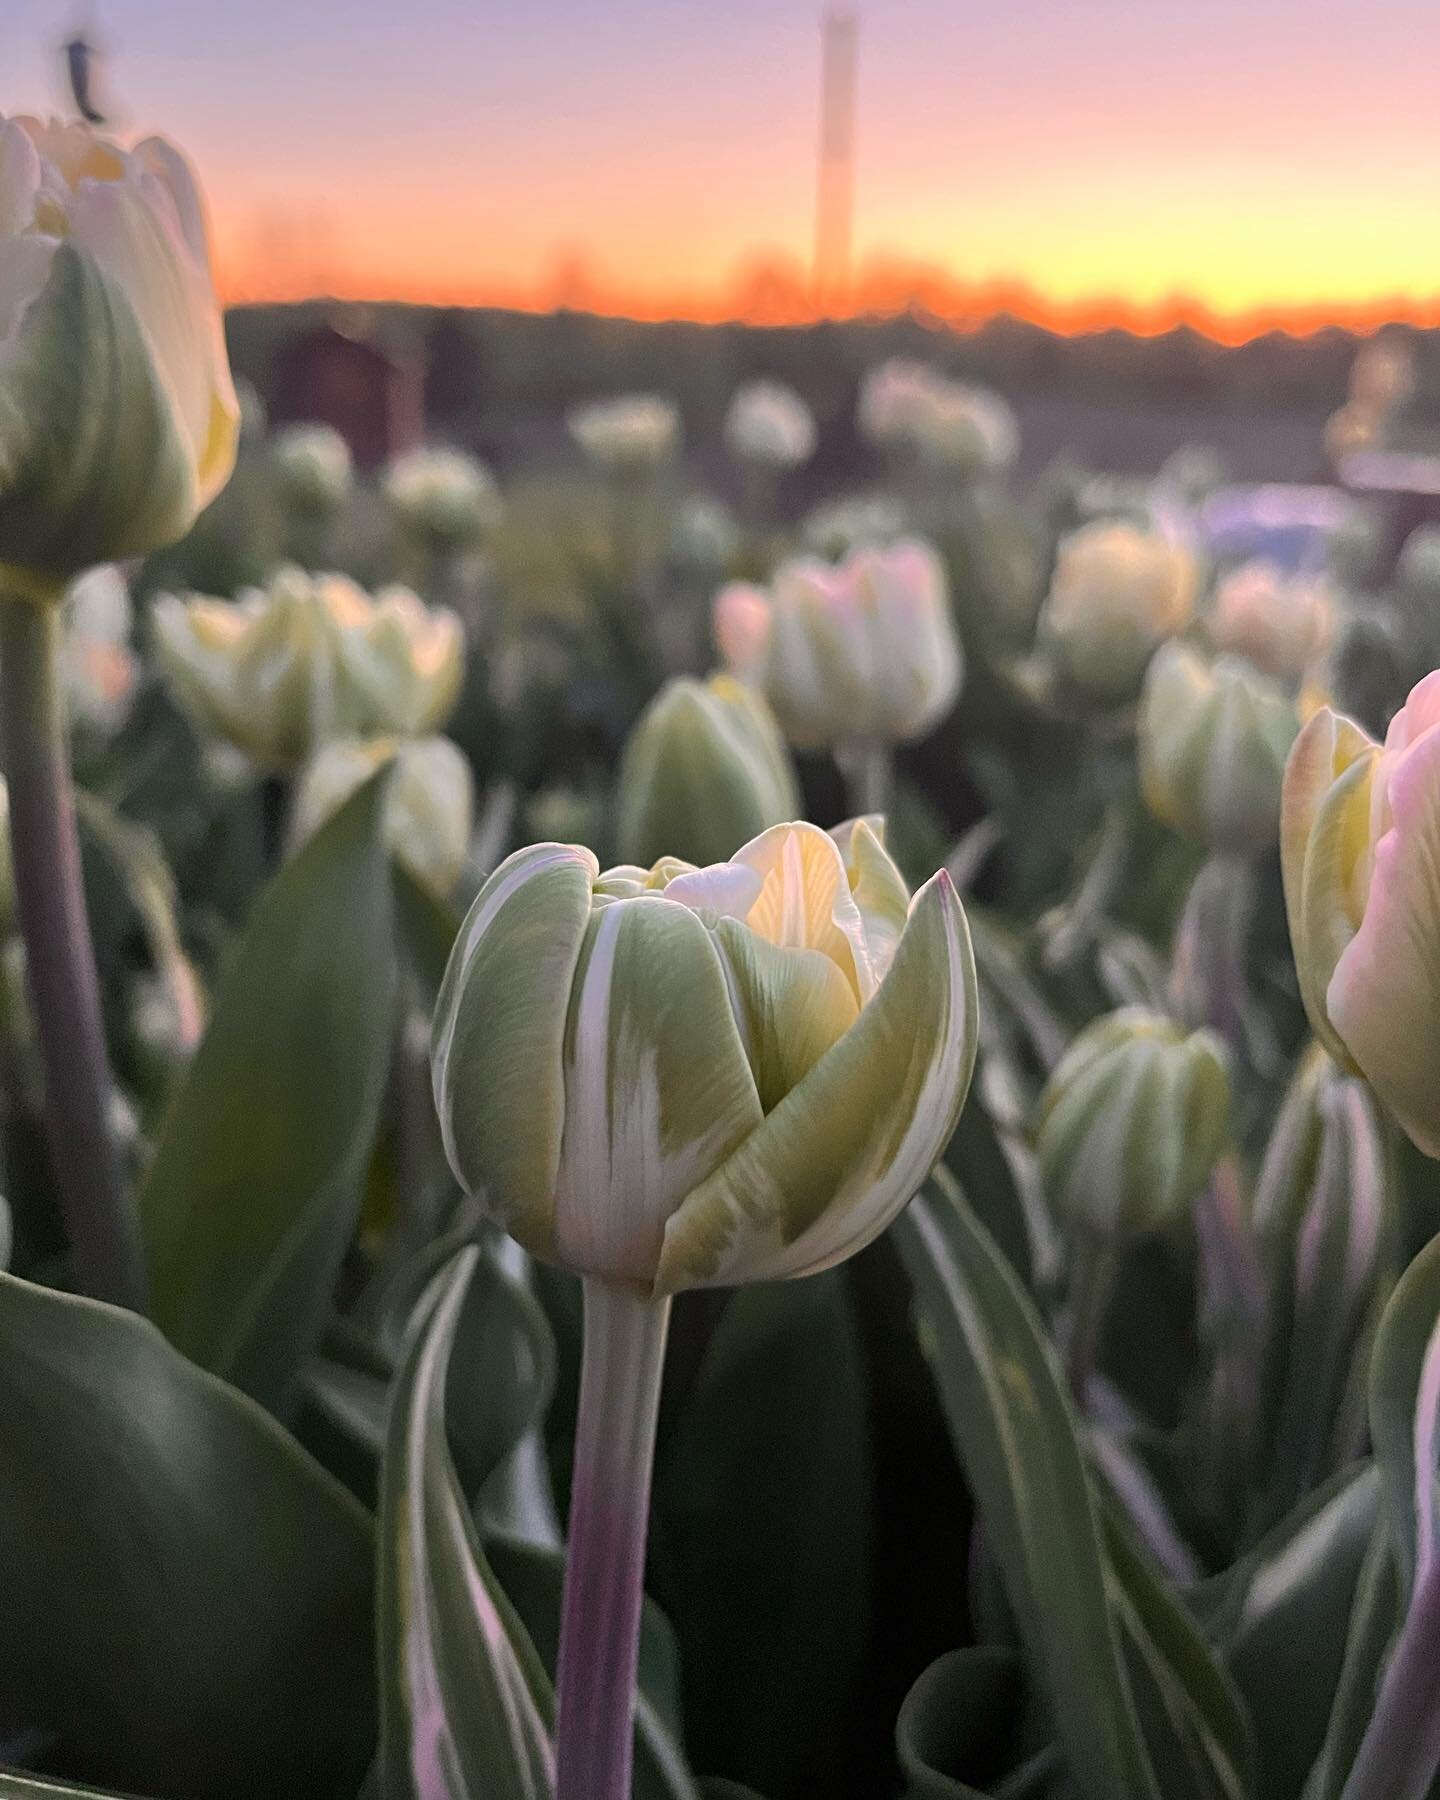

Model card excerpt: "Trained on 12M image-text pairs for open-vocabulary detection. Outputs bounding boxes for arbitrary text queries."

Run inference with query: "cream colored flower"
[568,394,680,473]
[724,380,816,469]
[1282,672,1440,1157]
[382,446,502,554]
[0,114,237,597]
[153,567,463,770]
[714,539,962,750]
[431,820,976,1294]
[1040,520,1197,706]
[1208,560,1336,684]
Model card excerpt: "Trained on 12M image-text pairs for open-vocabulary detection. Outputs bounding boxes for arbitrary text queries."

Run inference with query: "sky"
[6,0,1440,334]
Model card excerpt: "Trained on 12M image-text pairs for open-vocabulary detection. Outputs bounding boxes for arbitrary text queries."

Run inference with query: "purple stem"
[1341,1562,1440,1800]
[555,1279,672,1800]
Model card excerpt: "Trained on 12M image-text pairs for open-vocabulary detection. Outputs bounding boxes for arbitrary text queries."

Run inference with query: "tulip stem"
[1341,1559,1440,1800]
[1063,1232,1113,1408]
[843,743,893,820]
[555,1278,672,1800]
[0,597,145,1310]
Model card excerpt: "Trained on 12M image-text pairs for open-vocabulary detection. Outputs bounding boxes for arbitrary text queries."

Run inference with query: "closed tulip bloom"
[1281,673,1440,1157]
[1040,520,1197,706]
[912,382,1019,478]
[382,446,502,555]
[269,424,353,518]
[617,674,799,869]
[1140,643,1300,852]
[154,568,463,770]
[714,538,962,750]
[432,819,977,1295]
[0,115,238,598]
[568,395,681,473]
[289,735,474,897]
[1035,1008,1230,1239]
[1208,560,1336,684]
[724,380,817,469]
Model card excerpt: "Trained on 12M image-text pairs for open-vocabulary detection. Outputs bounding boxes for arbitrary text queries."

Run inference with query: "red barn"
[267,317,424,470]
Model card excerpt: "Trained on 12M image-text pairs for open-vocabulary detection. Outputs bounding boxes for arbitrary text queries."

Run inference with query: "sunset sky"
[5,0,1440,333]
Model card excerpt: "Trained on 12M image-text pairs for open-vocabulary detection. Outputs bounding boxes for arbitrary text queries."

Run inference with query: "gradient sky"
[5,0,1440,327]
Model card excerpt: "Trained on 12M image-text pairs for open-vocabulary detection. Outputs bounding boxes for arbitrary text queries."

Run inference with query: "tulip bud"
[568,395,681,474]
[1250,1044,1393,1514]
[153,567,464,770]
[714,538,962,750]
[669,495,739,573]
[1039,521,1197,707]
[616,674,799,869]
[431,819,977,1294]
[0,116,238,599]
[1207,560,1336,684]
[289,735,474,897]
[857,360,1017,479]
[1281,673,1440,1158]
[382,446,502,557]
[269,424,353,519]
[1139,643,1300,853]
[724,380,816,469]
[1035,1008,1230,1239]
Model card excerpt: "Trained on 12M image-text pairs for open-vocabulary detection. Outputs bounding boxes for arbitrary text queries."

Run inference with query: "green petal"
[710,915,859,1111]
[0,243,195,587]
[655,869,977,1294]
[551,896,763,1285]
[831,815,910,983]
[431,843,597,1261]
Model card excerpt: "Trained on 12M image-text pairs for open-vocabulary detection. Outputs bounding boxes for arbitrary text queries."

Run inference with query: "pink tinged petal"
[662,863,764,920]
[1328,720,1440,1158]
[713,582,773,678]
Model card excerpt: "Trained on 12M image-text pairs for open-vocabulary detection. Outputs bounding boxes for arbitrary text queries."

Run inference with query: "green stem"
[0,597,145,1309]
[554,1278,671,1800]
[842,742,894,820]
[1063,1232,1113,1408]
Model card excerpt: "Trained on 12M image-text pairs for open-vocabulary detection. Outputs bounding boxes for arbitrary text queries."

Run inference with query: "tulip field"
[8,109,1440,1800]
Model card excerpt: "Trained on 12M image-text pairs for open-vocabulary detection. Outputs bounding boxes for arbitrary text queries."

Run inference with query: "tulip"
[289,735,474,898]
[1139,643,1300,853]
[154,568,464,771]
[382,445,502,557]
[567,394,681,473]
[0,115,238,598]
[1035,1008,1230,1243]
[1281,672,1440,1158]
[1207,560,1336,684]
[62,564,138,740]
[714,538,962,754]
[432,819,975,1800]
[269,424,353,520]
[1039,520,1197,706]
[433,818,974,1293]
[1250,1044,1392,1522]
[0,113,236,1315]
[616,674,799,870]
[669,494,739,574]
[723,380,816,469]
[856,359,1016,479]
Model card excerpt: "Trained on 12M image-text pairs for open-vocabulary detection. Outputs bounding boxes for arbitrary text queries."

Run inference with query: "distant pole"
[813,6,858,312]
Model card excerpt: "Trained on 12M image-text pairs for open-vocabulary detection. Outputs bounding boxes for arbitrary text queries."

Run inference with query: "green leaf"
[1215,1466,1381,1800]
[0,1777,134,1799]
[393,862,462,1000]
[0,1270,374,1799]
[1299,1520,1400,1800]
[895,1647,1025,1799]
[655,1272,874,1798]
[141,775,397,1412]
[893,1175,1163,1800]
[377,1247,554,1800]
[1368,1231,1440,1594]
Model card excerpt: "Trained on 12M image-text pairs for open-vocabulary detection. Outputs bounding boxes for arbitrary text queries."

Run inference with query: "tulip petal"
[709,917,860,1111]
[431,843,597,1260]
[0,242,195,589]
[655,869,977,1294]
[830,815,910,984]
[734,820,877,1000]
[551,895,763,1285]
[1328,722,1440,1157]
